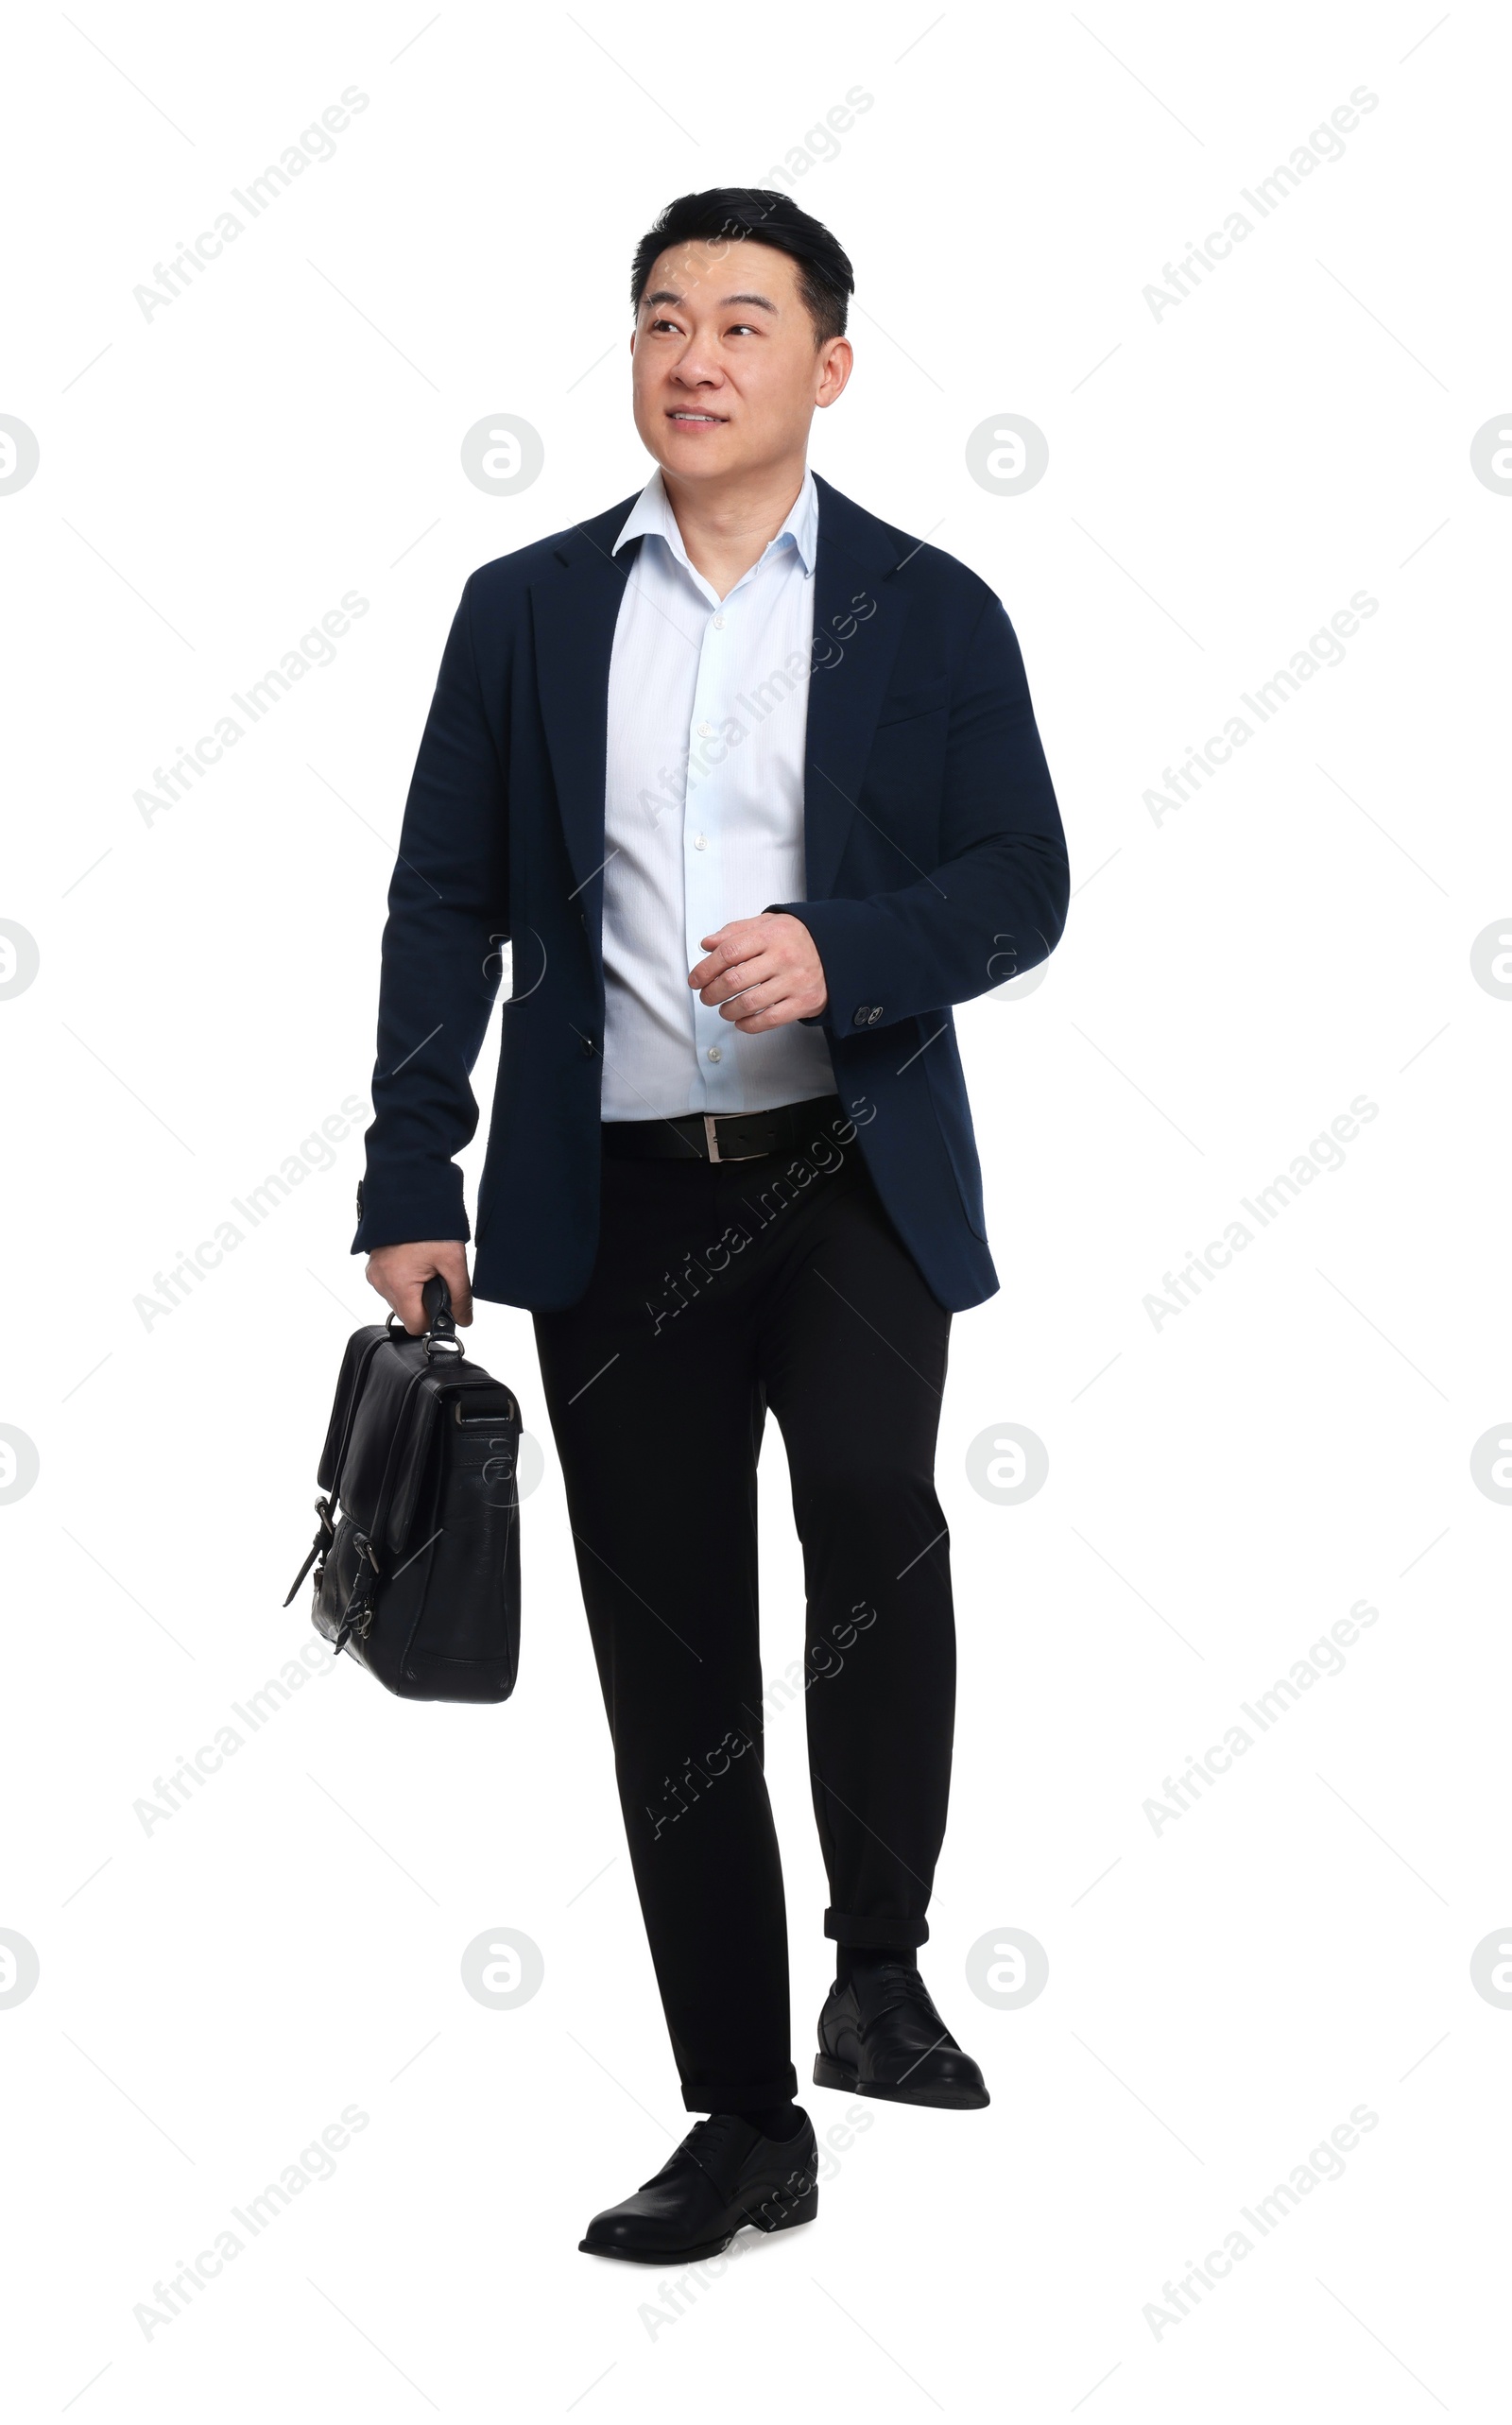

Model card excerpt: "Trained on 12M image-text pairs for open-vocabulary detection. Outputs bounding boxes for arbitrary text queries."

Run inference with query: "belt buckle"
[702,1112,767,1164]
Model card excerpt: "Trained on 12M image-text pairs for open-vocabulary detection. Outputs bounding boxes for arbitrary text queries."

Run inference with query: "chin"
[661,440,738,475]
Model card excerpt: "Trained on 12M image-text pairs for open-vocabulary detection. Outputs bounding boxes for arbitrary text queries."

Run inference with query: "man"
[354,188,1069,2262]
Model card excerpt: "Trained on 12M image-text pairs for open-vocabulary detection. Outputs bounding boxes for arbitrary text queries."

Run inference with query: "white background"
[3,2,1508,2416]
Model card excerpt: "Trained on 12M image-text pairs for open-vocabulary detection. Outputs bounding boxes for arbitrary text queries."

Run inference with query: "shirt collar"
[612,465,817,580]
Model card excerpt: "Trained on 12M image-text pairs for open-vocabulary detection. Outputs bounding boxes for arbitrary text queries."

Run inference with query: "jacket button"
[851,1006,870,1028]
[580,1034,595,1058]
[868,1006,884,1023]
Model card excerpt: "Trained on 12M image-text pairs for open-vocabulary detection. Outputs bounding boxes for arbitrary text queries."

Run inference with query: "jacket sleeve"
[766,592,1068,1035]
[352,573,509,1252]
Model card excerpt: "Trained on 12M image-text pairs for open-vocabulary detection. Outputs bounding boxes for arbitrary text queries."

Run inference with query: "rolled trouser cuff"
[680,2064,799,2113]
[825,1908,930,1948]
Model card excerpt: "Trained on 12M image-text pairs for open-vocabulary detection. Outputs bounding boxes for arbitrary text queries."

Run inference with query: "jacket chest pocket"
[874,673,951,729]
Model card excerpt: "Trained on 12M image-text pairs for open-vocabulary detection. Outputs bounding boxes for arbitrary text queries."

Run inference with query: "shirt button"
[692,833,707,850]
[713,615,726,629]
[696,721,715,738]
[706,1046,722,1063]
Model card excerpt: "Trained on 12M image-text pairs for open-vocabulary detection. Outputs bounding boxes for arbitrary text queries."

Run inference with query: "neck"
[660,458,808,598]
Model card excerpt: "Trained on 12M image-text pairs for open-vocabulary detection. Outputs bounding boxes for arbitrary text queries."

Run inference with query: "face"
[630,238,852,486]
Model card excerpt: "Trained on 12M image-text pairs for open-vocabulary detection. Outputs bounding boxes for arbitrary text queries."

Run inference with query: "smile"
[667,410,726,423]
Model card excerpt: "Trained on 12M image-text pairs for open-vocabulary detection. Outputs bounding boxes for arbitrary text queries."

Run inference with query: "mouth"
[666,409,728,426]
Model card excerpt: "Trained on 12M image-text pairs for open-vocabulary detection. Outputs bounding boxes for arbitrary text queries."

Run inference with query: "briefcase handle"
[421,1272,463,1358]
[385,1273,464,1358]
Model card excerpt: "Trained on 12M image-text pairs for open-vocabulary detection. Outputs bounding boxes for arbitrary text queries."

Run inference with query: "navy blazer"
[352,473,1069,1313]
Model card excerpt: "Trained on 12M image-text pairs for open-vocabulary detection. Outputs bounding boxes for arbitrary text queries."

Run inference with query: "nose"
[672,358,723,393]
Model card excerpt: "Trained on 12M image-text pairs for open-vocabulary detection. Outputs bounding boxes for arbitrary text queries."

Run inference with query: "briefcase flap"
[329,1342,441,1560]
[317,1325,390,1495]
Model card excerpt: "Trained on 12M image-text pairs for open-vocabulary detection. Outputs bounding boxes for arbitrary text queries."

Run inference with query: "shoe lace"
[676,2109,780,2192]
[863,1961,948,2030]
[854,1957,925,1993]
[640,2112,741,2193]
[681,2111,757,2164]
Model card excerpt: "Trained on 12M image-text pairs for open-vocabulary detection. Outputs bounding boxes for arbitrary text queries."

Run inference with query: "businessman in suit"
[356,188,1069,2262]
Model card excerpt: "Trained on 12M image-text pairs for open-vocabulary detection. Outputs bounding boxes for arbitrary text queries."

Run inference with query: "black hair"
[629,189,854,348]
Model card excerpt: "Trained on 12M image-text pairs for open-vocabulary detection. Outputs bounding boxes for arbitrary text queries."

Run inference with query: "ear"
[816,336,853,409]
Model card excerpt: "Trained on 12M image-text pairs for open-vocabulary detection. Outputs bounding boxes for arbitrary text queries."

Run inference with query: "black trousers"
[532,1103,955,2113]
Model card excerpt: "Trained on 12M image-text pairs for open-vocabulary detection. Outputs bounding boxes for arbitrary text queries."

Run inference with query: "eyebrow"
[641,290,778,315]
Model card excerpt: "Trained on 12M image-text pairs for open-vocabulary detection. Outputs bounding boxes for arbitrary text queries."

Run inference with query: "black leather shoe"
[578,2109,819,2263]
[814,1962,989,2108]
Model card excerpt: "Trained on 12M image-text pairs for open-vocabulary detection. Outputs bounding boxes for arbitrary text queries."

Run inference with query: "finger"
[699,953,773,1006]
[730,1001,797,1032]
[728,981,797,1027]
[691,923,763,982]
[688,942,742,989]
[704,972,760,1007]
[717,972,782,1017]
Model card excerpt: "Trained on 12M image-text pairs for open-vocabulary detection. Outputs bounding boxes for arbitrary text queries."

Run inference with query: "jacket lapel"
[529,500,640,909]
[802,473,910,904]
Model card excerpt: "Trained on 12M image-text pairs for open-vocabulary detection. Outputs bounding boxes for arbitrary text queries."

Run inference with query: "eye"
[727,322,759,337]
[648,318,683,334]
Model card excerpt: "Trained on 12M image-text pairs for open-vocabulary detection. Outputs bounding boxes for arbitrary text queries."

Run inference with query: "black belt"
[601,1092,845,1163]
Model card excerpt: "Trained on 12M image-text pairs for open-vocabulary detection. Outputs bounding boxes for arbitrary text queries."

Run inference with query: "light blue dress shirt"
[599,466,838,1124]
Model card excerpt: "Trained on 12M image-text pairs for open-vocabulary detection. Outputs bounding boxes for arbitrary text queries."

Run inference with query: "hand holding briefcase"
[284,1276,522,1703]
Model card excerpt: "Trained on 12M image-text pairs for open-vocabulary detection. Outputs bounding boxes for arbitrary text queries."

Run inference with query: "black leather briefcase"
[284,1278,521,1702]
